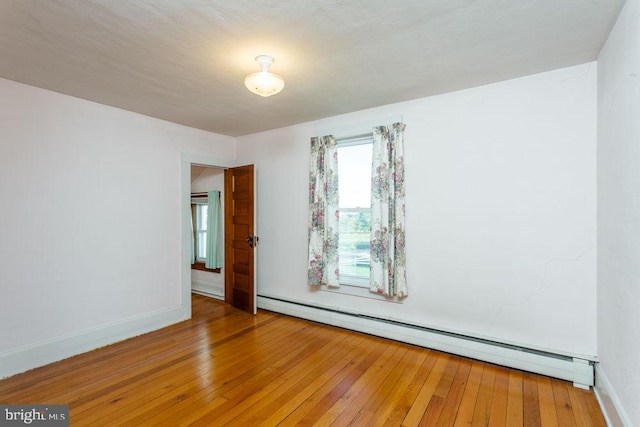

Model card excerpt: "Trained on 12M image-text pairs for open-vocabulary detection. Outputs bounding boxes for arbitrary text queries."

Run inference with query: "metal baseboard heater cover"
[256,295,594,388]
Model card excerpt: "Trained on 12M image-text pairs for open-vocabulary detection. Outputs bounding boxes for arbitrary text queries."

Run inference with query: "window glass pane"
[339,211,370,280]
[195,204,208,259]
[197,231,207,259]
[198,205,208,231]
[338,144,372,209]
[338,141,372,285]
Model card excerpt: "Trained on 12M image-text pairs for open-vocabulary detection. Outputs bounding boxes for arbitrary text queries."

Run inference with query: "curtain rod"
[191,192,220,198]
[335,133,373,146]
[314,114,403,139]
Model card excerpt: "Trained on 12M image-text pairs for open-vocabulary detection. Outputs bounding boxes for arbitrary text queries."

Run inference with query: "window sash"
[337,135,373,288]
[195,204,208,261]
[339,206,371,288]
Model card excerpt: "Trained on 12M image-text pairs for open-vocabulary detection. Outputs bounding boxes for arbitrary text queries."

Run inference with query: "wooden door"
[224,165,257,314]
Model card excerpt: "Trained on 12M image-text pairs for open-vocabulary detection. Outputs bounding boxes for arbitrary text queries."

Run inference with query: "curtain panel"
[190,208,195,265]
[308,135,340,288]
[370,123,407,298]
[205,190,224,269]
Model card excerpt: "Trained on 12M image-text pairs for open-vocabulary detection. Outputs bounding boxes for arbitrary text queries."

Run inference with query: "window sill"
[339,275,369,288]
[320,282,402,303]
[191,262,221,273]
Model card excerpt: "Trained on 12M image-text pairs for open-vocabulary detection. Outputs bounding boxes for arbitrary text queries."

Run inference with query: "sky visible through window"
[338,142,372,284]
[197,204,208,259]
[338,144,372,209]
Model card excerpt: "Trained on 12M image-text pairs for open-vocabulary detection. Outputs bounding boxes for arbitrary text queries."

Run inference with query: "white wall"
[0,78,235,374]
[190,167,225,297]
[597,0,640,424]
[237,63,597,357]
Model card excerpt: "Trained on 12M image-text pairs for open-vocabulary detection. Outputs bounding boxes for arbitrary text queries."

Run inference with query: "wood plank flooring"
[0,295,606,426]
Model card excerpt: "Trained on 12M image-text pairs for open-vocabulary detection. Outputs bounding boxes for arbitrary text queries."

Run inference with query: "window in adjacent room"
[191,201,220,273]
[337,135,373,287]
[194,203,208,261]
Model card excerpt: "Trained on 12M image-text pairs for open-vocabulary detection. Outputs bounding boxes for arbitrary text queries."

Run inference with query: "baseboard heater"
[256,295,594,388]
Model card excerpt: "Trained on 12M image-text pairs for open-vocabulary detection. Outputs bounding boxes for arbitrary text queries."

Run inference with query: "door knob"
[246,235,259,248]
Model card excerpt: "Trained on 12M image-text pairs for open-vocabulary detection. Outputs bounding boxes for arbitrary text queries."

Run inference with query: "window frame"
[337,134,373,288]
[195,202,208,262]
[191,201,221,274]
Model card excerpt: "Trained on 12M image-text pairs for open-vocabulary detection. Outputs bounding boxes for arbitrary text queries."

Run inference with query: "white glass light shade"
[244,71,285,97]
[244,55,285,97]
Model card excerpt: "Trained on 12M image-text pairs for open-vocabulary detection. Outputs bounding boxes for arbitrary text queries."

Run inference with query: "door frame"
[180,153,235,320]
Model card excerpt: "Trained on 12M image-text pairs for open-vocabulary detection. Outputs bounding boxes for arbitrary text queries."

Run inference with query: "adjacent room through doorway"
[190,165,226,300]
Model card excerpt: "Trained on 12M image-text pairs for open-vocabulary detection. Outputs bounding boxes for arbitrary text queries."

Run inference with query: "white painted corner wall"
[596,0,640,425]
[0,62,601,383]
[595,365,633,427]
[237,62,598,360]
[0,78,235,378]
[3,49,630,426]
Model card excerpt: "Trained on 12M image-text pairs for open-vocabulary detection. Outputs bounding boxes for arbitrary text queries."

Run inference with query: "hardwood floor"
[0,295,605,426]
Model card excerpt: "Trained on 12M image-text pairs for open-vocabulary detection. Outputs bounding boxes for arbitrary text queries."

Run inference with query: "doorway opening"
[190,165,225,300]
[180,154,234,320]
[180,154,257,319]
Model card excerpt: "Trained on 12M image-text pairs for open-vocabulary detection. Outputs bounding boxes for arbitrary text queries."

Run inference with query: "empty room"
[0,1,638,425]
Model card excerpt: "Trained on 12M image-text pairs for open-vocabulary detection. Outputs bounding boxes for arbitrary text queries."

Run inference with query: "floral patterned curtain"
[370,123,407,298]
[308,135,340,288]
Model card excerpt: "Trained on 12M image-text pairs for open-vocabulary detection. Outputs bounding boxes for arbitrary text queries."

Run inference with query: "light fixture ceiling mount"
[244,55,285,97]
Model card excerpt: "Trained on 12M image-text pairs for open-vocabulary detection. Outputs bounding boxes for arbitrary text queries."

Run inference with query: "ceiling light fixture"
[244,55,285,97]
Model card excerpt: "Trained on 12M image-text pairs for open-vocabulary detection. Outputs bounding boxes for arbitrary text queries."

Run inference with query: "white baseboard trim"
[257,295,594,387]
[594,364,632,427]
[191,281,224,300]
[192,289,224,301]
[0,306,187,379]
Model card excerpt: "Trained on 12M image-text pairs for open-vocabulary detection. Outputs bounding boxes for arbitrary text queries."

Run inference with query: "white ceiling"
[0,0,625,137]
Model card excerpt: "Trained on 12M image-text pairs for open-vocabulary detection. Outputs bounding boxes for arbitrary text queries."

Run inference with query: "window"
[194,203,208,261]
[308,123,406,299]
[337,137,373,287]
[191,201,220,273]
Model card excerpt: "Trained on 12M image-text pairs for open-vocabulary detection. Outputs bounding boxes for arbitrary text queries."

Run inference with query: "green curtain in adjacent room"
[206,190,224,269]
[190,208,195,265]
